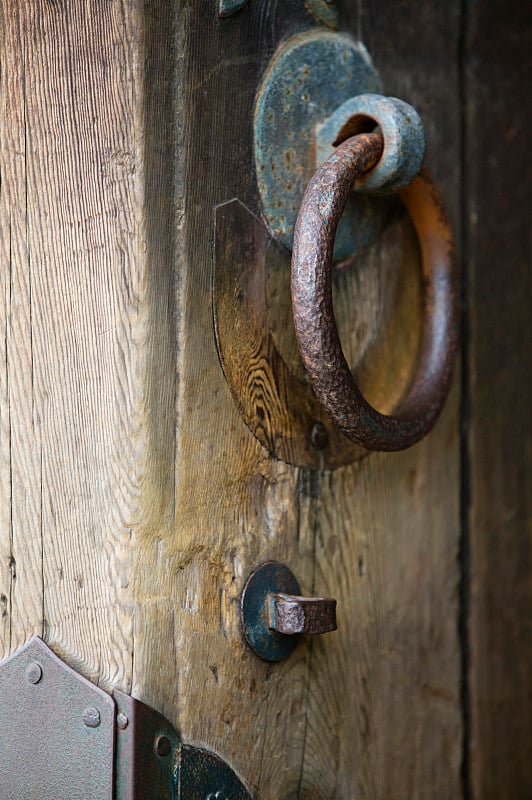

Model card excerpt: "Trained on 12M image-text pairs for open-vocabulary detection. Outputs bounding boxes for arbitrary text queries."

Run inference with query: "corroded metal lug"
[316,93,426,194]
[241,562,338,662]
[268,593,337,635]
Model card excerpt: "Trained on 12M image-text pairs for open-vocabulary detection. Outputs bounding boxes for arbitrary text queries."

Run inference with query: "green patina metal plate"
[254,30,388,261]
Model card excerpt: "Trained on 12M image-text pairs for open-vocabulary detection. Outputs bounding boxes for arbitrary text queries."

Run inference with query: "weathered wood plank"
[296,3,464,795]
[158,2,463,796]
[130,6,317,796]
[465,1,532,795]
[0,1,47,655]
[1,2,464,798]
[0,0,177,689]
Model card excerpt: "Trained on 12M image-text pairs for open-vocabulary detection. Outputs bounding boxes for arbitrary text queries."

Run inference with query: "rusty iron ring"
[291,132,459,451]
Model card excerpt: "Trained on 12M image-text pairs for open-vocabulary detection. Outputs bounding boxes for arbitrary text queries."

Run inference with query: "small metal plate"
[303,0,338,28]
[177,744,252,799]
[218,0,249,17]
[241,562,303,662]
[254,30,388,261]
[214,198,366,469]
[0,637,115,800]
[114,690,180,800]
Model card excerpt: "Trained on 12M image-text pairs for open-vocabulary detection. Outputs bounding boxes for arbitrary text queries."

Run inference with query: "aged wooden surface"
[172,2,462,796]
[1,1,139,682]
[465,1,532,797]
[0,2,464,798]
[0,0,179,686]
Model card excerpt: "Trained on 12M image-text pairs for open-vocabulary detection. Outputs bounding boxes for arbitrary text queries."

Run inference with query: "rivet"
[82,707,101,728]
[310,422,329,450]
[116,712,129,730]
[155,735,171,756]
[25,662,43,685]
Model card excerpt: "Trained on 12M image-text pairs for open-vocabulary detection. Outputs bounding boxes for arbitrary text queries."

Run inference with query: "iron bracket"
[0,637,251,800]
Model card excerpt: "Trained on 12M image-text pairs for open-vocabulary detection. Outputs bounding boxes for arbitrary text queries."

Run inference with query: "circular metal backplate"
[254,30,386,261]
[241,562,302,662]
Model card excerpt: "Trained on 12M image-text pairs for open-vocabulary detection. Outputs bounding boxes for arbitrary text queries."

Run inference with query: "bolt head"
[154,735,171,756]
[116,712,129,730]
[310,422,329,450]
[82,707,101,728]
[25,662,43,684]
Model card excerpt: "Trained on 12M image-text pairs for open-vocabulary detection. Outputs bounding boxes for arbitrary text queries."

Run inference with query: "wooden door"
[0,2,529,798]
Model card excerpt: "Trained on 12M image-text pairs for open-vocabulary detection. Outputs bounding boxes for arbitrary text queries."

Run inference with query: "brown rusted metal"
[268,593,337,635]
[241,561,338,660]
[291,132,459,451]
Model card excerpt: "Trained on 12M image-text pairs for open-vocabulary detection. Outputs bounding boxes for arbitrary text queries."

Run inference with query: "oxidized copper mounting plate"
[254,30,385,261]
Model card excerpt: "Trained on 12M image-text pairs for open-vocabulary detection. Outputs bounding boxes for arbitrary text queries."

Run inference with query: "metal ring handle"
[291,132,459,451]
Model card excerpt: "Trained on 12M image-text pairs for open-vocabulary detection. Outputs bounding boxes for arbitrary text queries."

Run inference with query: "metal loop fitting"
[291,131,459,451]
[316,93,426,194]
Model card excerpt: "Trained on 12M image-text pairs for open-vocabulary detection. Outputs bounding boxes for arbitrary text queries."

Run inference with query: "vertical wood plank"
[139,1,463,796]
[0,0,177,689]
[0,1,46,654]
[132,7,318,797]
[465,1,532,796]
[296,2,464,795]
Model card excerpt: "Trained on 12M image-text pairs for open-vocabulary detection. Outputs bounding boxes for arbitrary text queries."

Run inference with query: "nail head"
[155,735,171,756]
[25,662,43,685]
[310,422,329,450]
[116,712,129,730]
[82,707,101,728]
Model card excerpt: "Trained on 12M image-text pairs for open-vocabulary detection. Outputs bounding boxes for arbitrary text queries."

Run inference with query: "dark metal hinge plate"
[0,637,115,800]
[0,638,252,800]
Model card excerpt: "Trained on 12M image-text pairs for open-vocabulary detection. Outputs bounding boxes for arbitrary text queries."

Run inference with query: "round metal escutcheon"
[254,30,387,261]
[240,562,302,662]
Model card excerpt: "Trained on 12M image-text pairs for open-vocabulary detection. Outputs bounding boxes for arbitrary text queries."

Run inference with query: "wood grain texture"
[165,2,462,796]
[0,0,44,654]
[0,0,177,688]
[297,3,464,794]
[0,1,464,798]
[465,2,532,796]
